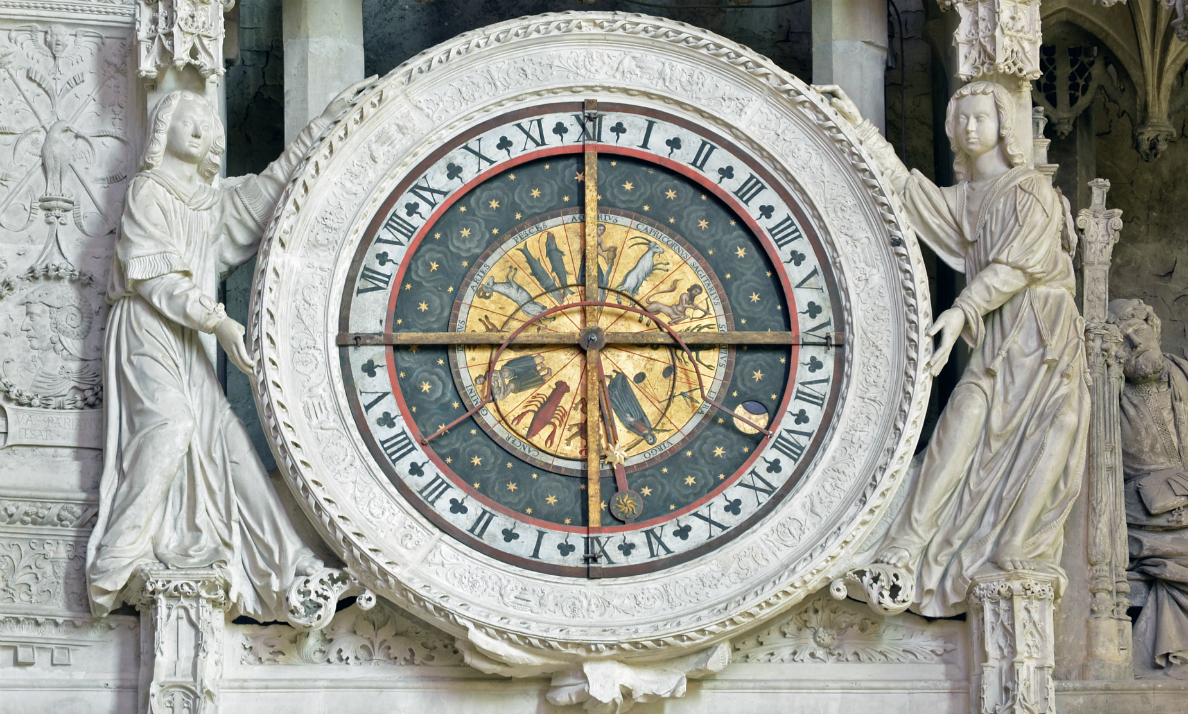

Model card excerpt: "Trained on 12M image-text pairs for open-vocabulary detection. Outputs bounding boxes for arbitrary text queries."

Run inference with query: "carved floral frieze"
[240,602,463,667]
[731,593,954,664]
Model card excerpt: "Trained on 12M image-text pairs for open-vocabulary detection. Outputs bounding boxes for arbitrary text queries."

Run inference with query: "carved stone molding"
[731,593,954,664]
[129,565,228,714]
[283,567,375,631]
[968,571,1058,714]
[240,601,463,667]
[0,612,135,665]
[0,535,88,613]
[0,497,95,528]
[944,0,1043,81]
[135,0,231,85]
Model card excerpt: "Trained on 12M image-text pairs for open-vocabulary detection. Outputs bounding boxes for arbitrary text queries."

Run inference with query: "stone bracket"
[969,570,1058,714]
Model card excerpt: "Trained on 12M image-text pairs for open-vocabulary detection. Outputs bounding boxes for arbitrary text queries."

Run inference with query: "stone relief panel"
[0,19,135,451]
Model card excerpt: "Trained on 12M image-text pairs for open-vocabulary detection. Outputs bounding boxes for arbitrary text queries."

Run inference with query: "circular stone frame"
[250,11,932,663]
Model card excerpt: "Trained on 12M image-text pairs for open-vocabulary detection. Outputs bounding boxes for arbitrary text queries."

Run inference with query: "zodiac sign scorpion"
[510,380,571,447]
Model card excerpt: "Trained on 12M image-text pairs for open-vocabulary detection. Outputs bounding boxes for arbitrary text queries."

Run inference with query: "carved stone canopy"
[248,10,930,696]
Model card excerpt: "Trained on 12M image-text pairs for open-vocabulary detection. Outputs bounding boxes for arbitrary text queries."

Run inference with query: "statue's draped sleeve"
[112,117,327,334]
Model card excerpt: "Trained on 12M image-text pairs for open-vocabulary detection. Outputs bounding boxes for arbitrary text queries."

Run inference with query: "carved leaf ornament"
[250,11,931,671]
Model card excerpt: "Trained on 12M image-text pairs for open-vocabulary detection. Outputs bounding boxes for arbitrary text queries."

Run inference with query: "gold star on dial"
[643,205,650,211]
[622,181,634,191]
[434,232,441,238]
[404,283,411,290]
[698,219,708,229]
[492,228,499,234]
[563,196,570,202]
[418,302,428,312]
[750,293,760,303]
[429,261,439,271]
[459,206,466,212]
[685,476,696,485]
[530,188,541,198]
[713,446,725,457]
[641,487,652,496]
[473,482,479,488]
[507,482,517,492]
[546,495,558,505]
[515,212,522,219]
[665,189,676,199]
[735,247,746,258]
[575,172,584,182]
[509,173,516,180]
[564,518,572,524]
[471,456,482,466]
[489,200,500,209]
[460,228,471,238]
[525,508,532,514]
[437,358,444,365]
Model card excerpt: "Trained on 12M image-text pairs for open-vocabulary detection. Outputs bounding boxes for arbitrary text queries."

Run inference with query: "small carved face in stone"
[21,303,54,352]
[166,97,216,166]
[47,25,70,57]
[1109,298,1164,383]
[952,94,1000,159]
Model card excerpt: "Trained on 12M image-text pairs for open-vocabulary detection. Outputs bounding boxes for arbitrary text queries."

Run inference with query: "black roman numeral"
[530,529,546,559]
[689,140,717,171]
[768,215,803,248]
[379,431,416,464]
[794,377,829,407]
[737,468,776,505]
[408,178,450,208]
[379,213,416,245]
[460,138,497,171]
[690,506,729,538]
[803,318,832,336]
[733,174,767,205]
[515,119,547,149]
[771,429,812,463]
[638,119,657,150]
[574,114,603,142]
[794,266,823,290]
[585,535,615,564]
[468,509,496,539]
[356,266,392,295]
[362,392,386,412]
[418,475,452,506]
[643,527,674,558]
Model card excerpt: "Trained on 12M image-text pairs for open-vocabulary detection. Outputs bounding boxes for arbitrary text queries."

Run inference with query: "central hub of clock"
[577,325,605,352]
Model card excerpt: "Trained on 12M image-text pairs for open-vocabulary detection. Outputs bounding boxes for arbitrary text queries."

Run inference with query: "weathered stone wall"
[1094,92,1188,360]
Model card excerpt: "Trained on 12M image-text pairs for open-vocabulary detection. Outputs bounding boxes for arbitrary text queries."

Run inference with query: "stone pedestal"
[129,566,230,714]
[811,0,888,132]
[282,0,364,142]
[968,570,1058,714]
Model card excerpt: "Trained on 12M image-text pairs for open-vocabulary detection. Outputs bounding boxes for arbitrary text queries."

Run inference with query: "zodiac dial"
[339,102,843,576]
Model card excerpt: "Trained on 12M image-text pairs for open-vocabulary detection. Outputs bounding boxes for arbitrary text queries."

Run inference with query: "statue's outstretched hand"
[927,307,965,377]
[319,75,380,124]
[811,84,863,127]
[216,316,254,376]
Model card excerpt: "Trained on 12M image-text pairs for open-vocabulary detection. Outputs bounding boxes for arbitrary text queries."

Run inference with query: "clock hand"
[582,99,603,534]
[597,355,643,523]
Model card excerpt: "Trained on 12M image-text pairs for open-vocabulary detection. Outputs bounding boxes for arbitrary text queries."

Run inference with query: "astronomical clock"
[252,12,931,679]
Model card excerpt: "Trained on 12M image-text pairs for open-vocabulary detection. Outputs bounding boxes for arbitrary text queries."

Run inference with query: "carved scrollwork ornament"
[250,11,931,706]
[830,563,916,616]
[284,567,376,631]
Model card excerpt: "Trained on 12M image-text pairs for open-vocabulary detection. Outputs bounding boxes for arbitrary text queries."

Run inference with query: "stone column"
[969,571,1059,714]
[282,0,364,143]
[1076,179,1132,679]
[812,0,888,133]
[129,566,229,714]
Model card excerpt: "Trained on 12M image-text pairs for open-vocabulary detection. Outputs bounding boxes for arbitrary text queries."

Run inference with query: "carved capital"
[943,0,1042,81]
[136,0,233,85]
[968,570,1058,714]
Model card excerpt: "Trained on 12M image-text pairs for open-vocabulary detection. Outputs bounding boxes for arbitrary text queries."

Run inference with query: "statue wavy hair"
[944,81,1027,181]
[141,90,225,183]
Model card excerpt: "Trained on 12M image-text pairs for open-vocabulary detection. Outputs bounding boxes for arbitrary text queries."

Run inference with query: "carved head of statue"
[141,90,226,184]
[1109,298,1165,384]
[19,284,93,360]
[945,81,1028,181]
[46,25,71,58]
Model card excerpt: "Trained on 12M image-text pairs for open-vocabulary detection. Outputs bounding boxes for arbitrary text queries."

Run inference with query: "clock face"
[339,103,843,577]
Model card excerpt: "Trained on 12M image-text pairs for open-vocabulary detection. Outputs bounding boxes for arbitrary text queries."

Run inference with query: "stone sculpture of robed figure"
[86,81,370,622]
[817,82,1090,616]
